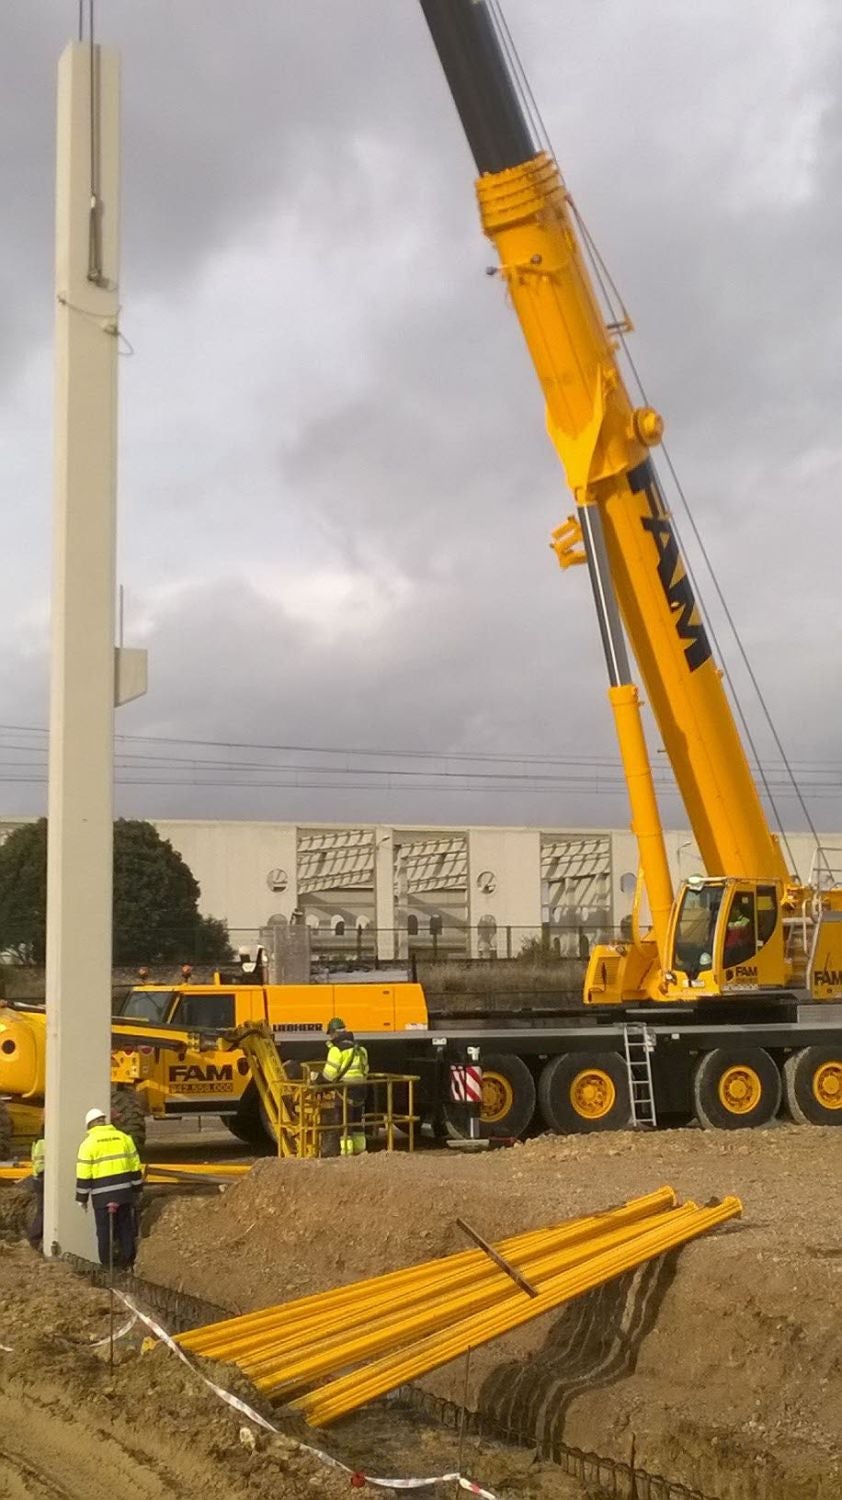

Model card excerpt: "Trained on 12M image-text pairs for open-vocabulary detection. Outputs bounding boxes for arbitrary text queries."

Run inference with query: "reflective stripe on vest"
[323,1043,368,1084]
[76,1124,142,1202]
[31,1138,45,1178]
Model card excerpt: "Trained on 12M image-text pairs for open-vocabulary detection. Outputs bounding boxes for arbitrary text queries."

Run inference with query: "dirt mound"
[0,1242,583,1499]
[138,1149,584,1309]
[137,1126,842,1498]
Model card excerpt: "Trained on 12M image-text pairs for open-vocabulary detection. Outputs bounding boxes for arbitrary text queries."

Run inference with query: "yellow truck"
[114,973,427,1147]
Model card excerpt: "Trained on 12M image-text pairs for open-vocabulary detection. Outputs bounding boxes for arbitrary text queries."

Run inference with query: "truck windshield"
[673,886,723,979]
[120,989,175,1023]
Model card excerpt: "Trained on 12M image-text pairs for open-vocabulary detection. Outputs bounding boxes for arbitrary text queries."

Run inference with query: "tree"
[0,818,232,965]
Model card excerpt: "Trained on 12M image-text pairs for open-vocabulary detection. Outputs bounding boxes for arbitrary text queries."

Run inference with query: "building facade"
[145,820,838,961]
[2,816,835,961]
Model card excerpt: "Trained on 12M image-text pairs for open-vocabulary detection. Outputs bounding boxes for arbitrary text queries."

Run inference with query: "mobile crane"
[419,0,842,1009]
[418,1,842,1002]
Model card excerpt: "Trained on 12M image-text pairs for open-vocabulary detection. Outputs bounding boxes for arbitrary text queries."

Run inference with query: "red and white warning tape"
[116,1292,500,1497]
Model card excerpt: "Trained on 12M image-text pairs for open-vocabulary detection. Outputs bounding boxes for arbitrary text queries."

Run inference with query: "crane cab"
[665,877,785,997]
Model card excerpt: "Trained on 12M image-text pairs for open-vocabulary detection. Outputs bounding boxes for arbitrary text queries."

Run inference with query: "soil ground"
[3,1124,842,1498]
[0,1239,582,1499]
[135,1125,842,1500]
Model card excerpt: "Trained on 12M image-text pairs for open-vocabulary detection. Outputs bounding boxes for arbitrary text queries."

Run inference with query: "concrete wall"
[156,820,299,935]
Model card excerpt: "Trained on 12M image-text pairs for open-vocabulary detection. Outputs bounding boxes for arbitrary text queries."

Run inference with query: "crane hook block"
[550,515,587,569]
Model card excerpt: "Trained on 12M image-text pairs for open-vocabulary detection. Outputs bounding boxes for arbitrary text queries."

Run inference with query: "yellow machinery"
[0,1001,201,1154]
[418,1,842,1008]
[177,1187,741,1424]
[218,1023,418,1158]
[0,1004,416,1159]
[114,972,426,1145]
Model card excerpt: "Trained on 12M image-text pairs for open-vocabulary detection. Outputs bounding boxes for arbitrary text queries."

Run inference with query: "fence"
[394,1387,720,1500]
[0,923,630,1003]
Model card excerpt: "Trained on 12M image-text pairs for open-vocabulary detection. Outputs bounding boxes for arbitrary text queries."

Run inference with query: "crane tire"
[110,1086,147,1153]
[445,1052,536,1140]
[0,1101,12,1162]
[224,1083,274,1151]
[783,1047,842,1126]
[693,1047,781,1130]
[538,1051,631,1134]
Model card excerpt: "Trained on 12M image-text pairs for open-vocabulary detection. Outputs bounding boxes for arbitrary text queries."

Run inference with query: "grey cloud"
[2,0,842,838]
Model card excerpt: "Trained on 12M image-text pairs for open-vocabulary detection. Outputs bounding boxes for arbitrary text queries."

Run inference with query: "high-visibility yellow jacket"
[75,1123,142,1207]
[31,1138,45,1180]
[322,1031,369,1086]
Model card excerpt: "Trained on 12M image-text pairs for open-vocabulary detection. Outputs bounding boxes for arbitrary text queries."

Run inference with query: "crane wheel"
[538,1051,631,1134]
[223,1083,278,1152]
[692,1047,781,1130]
[110,1085,147,1153]
[445,1053,536,1140]
[783,1047,842,1125]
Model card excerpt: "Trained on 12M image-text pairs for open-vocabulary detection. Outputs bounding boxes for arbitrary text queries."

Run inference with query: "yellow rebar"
[248,1205,690,1397]
[297,1196,741,1426]
[178,1187,676,1356]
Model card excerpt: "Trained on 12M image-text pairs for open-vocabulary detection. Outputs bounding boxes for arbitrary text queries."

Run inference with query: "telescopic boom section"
[418,0,789,889]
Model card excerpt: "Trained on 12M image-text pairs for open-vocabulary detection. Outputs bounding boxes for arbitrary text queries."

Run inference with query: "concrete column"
[44,43,121,1260]
[374,828,396,961]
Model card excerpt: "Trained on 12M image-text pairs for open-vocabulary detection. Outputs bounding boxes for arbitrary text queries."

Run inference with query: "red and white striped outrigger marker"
[450,1046,482,1139]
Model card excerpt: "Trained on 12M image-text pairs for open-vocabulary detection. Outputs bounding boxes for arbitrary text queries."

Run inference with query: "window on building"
[407,915,419,936]
[430,915,443,937]
[331,916,346,937]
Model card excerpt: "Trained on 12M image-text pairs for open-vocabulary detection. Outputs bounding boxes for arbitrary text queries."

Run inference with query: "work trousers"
[93,1200,138,1268]
[339,1088,367,1156]
[29,1178,44,1251]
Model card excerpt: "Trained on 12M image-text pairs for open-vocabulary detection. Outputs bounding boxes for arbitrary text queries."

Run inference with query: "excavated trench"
[4,1123,842,1498]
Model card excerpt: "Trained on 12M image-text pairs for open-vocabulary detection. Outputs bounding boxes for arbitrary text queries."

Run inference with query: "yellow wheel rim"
[812,1061,842,1110]
[717,1064,762,1115]
[570,1068,616,1121]
[481,1071,514,1125]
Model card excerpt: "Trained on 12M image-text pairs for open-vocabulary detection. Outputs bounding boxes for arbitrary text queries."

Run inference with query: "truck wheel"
[110,1086,146,1153]
[224,1083,274,1151]
[538,1052,630,1134]
[446,1053,536,1140]
[693,1047,781,1130]
[783,1047,842,1125]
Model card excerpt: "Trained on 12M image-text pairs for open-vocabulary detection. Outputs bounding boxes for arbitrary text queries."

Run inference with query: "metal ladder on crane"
[623,1023,657,1129]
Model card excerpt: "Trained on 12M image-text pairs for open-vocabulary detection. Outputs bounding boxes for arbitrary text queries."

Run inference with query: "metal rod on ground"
[457,1347,472,1478]
[455,1218,539,1298]
[107,1201,117,1374]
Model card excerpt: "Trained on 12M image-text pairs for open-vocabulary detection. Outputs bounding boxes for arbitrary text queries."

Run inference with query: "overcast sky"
[2,0,841,836]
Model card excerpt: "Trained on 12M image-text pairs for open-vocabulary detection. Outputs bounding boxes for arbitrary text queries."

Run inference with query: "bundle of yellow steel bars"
[177,1187,740,1425]
[0,1162,251,1185]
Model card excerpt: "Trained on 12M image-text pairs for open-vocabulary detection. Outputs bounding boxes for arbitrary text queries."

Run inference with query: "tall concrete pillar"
[43,43,121,1260]
[374,828,396,961]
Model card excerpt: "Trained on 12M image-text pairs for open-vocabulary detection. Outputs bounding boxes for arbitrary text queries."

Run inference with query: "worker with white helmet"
[75,1107,143,1268]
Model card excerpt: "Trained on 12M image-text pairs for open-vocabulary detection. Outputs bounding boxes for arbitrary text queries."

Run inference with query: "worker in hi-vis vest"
[75,1107,143,1268]
[319,1017,369,1156]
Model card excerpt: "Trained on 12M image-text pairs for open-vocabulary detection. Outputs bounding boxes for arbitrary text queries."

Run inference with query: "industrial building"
[2,817,828,962]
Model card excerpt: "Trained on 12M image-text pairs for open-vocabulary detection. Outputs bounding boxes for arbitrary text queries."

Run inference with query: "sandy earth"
[3,1125,842,1498]
[0,1240,583,1500]
[135,1125,842,1499]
